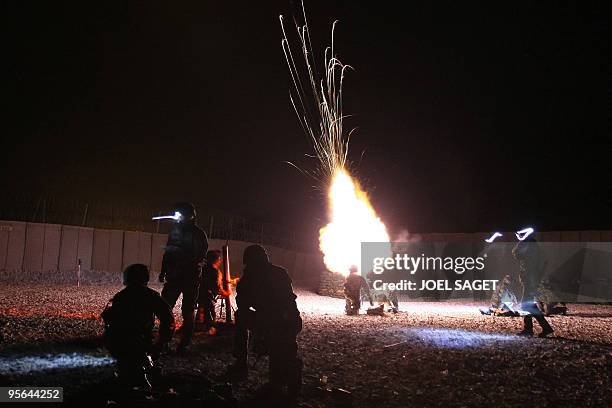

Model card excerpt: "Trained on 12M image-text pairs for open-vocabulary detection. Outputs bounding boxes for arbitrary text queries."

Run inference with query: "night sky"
[3,1,611,240]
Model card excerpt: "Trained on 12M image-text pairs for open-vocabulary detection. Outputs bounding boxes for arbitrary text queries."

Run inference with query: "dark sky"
[3,1,611,240]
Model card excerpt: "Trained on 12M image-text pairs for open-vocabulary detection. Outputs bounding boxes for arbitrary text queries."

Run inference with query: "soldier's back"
[345,274,365,294]
[109,286,162,334]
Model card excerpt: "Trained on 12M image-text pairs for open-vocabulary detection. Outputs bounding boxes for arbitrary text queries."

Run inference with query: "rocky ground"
[1,283,611,407]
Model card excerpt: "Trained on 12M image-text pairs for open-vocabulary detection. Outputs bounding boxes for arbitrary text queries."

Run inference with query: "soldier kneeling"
[102,264,175,388]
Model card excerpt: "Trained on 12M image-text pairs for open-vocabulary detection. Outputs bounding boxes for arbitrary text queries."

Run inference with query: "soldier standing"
[344,265,373,315]
[513,234,554,337]
[158,202,208,349]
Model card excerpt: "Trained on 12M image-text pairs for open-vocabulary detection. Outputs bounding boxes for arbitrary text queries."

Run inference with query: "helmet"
[243,244,269,266]
[123,263,150,286]
[173,202,196,221]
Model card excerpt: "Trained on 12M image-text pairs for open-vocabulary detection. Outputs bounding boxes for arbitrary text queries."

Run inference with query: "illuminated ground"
[1,284,611,406]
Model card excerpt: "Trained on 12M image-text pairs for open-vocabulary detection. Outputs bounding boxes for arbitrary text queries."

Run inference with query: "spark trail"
[280,3,391,276]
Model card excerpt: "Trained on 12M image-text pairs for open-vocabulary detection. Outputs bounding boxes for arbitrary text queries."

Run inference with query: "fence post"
[77,258,82,287]
[81,204,89,226]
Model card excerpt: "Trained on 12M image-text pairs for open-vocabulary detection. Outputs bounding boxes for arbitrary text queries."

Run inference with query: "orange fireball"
[319,168,391,276]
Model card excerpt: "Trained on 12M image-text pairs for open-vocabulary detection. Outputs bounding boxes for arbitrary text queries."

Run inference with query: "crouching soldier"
[344,265,373,315]
[102,264,175,388]
[227,245,303,402]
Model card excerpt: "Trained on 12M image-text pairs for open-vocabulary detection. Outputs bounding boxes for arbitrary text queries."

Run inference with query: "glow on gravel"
[403,327,519,349]
[0,353,115,374]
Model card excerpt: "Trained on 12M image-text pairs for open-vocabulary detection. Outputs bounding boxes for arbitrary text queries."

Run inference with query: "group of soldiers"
[101,202,302,401]
[100,201,558,402]
[343,234,555,337]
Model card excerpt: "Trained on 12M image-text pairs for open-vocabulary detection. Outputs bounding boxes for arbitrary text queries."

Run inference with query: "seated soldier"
[101,264,174,388]
[197,250,230,335]
[344,265,373,315]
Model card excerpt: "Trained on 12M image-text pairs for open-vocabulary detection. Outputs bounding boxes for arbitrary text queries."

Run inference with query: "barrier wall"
[0,219,609,294]
[0,220,323,288]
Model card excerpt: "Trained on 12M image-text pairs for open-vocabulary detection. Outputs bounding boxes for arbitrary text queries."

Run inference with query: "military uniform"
[513,238,554,336]
[198,262,224,328]
[159,220,208,346]
[344,273,372,315]
[102,276,174,386]
[489,274,521,309]
[231,245,303,398]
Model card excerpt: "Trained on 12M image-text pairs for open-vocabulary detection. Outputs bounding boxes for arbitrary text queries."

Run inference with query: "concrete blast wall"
[0,220,322,288]
[1,220,609,295]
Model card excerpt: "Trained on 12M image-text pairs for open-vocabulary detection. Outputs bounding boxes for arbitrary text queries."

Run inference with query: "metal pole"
[81,204,89,226]
[77,258,82,287]
[222,244,232,323]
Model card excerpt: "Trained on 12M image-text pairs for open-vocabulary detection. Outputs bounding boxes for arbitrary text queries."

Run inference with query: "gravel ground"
[1,283,611,407]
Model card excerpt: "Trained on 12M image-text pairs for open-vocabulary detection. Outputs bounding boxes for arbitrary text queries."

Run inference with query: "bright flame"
[319,168,391,276]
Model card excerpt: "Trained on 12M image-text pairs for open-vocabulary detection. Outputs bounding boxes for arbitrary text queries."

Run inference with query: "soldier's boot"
[517,316,534,336]
[535,315,554,338]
